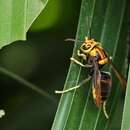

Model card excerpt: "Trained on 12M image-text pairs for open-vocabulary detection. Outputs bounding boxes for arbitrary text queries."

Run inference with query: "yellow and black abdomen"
[100,71,112,102]
[92,71,112,107]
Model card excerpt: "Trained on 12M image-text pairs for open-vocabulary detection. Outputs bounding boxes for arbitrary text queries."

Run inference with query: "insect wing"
[108,58,126,90]
[92,62,102,107]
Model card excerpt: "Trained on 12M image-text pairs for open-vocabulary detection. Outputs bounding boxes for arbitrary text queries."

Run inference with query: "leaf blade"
[52,0,128,129]
[121,66,130,130]
[0,0,48,48]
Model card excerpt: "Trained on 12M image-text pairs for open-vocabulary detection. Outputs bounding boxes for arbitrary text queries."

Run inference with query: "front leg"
[70,57,92,68]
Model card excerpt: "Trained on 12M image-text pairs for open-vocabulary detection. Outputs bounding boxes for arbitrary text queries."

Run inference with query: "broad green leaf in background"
[52,0,129,130]
[0,0,48,48]
[31,0,62,31]
[121,66,130,130]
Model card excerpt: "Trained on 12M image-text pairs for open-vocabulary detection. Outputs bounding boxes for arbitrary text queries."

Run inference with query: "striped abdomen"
[92,71,112,107]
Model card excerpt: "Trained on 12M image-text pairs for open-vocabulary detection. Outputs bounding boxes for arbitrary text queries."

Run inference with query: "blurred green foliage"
[0,0,81,130]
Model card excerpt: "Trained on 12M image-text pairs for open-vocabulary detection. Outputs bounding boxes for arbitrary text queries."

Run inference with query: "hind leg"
[55,76,91,94]
[103,101,109,119]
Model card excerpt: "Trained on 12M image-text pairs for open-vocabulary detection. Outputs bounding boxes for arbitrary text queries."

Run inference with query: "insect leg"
[65,38,84,43]
[103,101,109,119]
[70,57,92,68]
[55,76,91,94]
[65,38,76,42]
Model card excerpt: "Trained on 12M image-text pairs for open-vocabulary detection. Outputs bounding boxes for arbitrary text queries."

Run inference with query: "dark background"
[0,0,82,129]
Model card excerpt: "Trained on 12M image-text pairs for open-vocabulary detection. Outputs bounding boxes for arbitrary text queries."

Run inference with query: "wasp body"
[55,37,126,119]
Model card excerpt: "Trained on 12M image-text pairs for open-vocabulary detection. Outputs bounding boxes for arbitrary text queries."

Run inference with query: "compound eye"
[82,44,91,50]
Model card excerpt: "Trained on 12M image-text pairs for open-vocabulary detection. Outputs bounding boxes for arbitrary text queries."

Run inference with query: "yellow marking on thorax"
[89,48,97,57]
[96,47,108,65]
[89,46,108,65]
[99,58,108,65]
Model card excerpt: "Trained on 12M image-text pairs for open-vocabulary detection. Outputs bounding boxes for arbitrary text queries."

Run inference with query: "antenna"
[65,38,84,43]
[87,0,92,39]
[88,25,92,39]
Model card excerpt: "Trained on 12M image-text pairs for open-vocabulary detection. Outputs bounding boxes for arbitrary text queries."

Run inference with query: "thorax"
[88,46,108,65]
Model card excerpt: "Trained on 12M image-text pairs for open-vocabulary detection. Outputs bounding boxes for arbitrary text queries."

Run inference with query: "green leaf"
[121,66,130,130]
[31,0,62,31]
[52,0,128,130]
[0,0,48,48]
